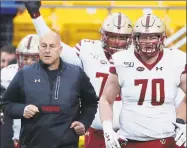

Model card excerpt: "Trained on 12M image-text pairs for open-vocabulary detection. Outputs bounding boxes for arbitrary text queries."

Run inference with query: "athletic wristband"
[176,118,185,124]
[30,11,41,19]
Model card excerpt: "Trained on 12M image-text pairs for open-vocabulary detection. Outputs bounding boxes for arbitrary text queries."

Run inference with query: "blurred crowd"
[0,1,25,70]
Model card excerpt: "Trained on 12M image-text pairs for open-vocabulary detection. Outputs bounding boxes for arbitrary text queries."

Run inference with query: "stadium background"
[4,1,187,147]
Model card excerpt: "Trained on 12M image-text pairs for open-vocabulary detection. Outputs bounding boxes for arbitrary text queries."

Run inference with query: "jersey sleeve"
[72,39,95,57]
[176,50,186,75]
[109,58,117,74]
[32,15,51,37]
[1,67,11,89]
[60,42,83,68]
[73,41,82,57]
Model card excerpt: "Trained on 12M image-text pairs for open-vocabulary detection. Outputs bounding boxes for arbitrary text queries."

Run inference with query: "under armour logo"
[156,67,163,71]
[35,79,40,82]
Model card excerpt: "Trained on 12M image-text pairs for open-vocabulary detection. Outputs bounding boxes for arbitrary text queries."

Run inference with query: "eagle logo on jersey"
[136,66,145,71]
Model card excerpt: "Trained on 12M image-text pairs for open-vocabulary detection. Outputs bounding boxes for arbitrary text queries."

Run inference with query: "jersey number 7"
[135,79,165,106]
[96,72,121,101]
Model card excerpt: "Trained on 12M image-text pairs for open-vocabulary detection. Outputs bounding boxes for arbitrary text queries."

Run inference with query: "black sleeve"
[0,85,6,97]
[79,69,98,131]
[0,70,26,119]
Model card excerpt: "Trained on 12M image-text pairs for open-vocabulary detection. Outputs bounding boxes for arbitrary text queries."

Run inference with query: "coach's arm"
[78,70,98,131]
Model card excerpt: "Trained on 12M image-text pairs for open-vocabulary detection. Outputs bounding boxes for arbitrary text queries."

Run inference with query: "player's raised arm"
[24,1,83,67]
[24,1,50,37]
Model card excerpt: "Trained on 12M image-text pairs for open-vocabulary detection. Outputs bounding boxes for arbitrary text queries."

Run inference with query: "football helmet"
[133,14,166,57]
[101,12,133,54]
[16,34,40,68]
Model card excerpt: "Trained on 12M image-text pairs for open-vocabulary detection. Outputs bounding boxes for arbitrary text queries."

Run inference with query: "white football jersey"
[1,64,19,89]
[74,39,122,130]
[111,48,186,141]
[1,64,21,140]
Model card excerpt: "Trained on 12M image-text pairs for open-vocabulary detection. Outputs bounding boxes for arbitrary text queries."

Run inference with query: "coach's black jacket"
[1,59,98,148]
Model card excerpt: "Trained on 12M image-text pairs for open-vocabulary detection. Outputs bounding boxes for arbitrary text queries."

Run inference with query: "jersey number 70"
[96,72,121,101]
[135,79,165,106]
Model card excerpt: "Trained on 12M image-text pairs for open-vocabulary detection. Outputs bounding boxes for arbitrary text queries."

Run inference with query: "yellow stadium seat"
[167,9,186,32]
[152,9,167,19]
[13,8,52,46]
[41,1,65,5]
[112,1,159,6]
[161,1,186,7]
[64,1,112,6]
[79,136,85,148]
[53,8,109,46]
[111,1,163,24]
[111,9,143,25]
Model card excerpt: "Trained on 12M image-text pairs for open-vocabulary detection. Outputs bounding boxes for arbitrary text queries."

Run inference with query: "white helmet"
[16,34,40,68]
[133,14,166,56]
[100,12,133,54]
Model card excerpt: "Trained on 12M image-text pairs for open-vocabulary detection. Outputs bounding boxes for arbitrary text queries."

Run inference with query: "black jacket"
[1,59,98,148]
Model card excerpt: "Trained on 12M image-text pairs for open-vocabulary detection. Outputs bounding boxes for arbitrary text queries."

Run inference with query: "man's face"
[1,52,16,69]
[39,36,62,65]
[138,34,159,54]
[22,55,38,66]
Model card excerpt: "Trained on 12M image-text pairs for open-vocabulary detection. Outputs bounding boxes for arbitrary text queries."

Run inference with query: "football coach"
[1,31,98,148]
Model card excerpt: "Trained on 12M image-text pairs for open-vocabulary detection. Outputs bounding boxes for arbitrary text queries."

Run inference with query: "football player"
[99,14,186,148]
[23,1,133,148]
[1,34,40,148]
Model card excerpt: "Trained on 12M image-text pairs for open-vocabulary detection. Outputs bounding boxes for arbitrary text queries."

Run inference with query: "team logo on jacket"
[100,60,107,64]
[136,66,145,71]
[35,79,40,82]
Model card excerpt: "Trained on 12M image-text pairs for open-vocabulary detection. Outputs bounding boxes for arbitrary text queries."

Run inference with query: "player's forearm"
[176,96,186,122]
[99,97,113,123]
[32,15,51,37]
[24,1,50,37]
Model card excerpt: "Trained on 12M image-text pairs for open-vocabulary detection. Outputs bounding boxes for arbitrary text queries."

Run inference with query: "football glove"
[23,1,41,18]
[103,120,122,148]
[173,119,186,147]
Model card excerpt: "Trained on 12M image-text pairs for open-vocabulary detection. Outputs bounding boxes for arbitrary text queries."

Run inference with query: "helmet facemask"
[133,33,166,57]
[16,34,40,69]
[133,14,166,58]
[16,52,39,68]
[101,30,132,55]
[100,12,133,55]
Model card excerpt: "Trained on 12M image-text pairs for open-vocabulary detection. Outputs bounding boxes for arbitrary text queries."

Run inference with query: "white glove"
[12,119,21,140]
[174,122,186,147]
[102,120,121,148]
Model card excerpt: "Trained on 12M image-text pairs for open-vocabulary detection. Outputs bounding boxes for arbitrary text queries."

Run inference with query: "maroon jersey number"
[135,78,165,106]
[96,72,121,101]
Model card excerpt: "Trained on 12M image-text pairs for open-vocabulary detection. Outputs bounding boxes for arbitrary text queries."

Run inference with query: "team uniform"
[74,39,122,148]
[110,48,186,148]
[31,11,134,148]
[1,64,21,147]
